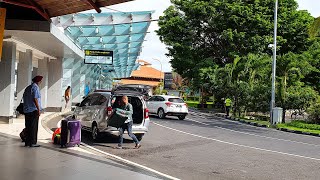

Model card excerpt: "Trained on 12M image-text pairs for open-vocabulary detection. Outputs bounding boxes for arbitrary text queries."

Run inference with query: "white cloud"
[296,0,320,17]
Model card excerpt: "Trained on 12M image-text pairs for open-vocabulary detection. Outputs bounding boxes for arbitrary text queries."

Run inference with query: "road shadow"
[151,114,271,136]
[81,130,134,145]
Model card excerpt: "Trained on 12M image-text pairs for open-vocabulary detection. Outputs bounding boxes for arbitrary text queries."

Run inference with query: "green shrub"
[281,120,320,130]
[186,102,198,108]
[185,96,200,102]
[307,101,320,124]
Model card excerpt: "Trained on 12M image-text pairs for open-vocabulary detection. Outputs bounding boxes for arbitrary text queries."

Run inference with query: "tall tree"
[157,0,314,80]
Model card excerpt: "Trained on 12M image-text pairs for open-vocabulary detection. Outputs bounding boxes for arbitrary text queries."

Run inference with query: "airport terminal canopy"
[52,11,153,79]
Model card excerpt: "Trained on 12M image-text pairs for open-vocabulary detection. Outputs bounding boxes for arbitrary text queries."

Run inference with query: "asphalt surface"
[46,110,320,180]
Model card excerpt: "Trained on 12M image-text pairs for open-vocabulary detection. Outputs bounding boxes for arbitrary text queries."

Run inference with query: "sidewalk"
[0,113,165,180]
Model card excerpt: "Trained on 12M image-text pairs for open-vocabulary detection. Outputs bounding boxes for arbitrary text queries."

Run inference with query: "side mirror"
[75,103,80,107]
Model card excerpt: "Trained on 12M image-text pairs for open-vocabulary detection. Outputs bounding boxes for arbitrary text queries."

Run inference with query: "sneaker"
[135,144,141,149]
[116,146,122,149]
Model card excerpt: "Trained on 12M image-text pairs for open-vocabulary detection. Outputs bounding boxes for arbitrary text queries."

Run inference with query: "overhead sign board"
[164,72,174,90]
[84,50,113,65]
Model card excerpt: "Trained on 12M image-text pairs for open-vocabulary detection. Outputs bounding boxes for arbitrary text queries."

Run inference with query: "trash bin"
[272,107,283,124]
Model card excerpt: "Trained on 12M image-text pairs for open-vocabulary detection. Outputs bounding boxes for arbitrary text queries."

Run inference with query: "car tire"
[178,115,186,120]
[135,134,144,141]
[157,108,166,119]
[92,123,100,141]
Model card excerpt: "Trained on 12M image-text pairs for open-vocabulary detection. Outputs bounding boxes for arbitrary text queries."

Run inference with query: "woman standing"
[64,86,71,108]
[117,96,141,149]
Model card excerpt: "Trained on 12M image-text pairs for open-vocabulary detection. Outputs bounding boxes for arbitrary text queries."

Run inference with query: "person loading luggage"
[117,96,141,149]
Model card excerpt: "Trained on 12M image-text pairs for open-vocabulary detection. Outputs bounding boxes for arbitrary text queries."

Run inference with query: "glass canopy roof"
[52,11,153,79]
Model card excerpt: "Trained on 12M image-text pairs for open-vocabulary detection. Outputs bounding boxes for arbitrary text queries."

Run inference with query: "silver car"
[74,90,150,141]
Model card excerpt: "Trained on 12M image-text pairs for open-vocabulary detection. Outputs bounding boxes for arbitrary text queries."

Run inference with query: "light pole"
[270,0,278,123]
[152,58,163,94]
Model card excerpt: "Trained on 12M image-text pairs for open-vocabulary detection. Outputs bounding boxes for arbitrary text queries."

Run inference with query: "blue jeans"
[119,121,139,147]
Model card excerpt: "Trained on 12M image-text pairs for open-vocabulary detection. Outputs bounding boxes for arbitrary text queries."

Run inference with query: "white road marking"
[186,114,320,147]
[81,142,180,180]
[152,122,320,161]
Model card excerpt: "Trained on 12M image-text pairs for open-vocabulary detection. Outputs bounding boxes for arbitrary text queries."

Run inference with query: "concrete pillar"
[71,59,82,104]
[17,50,32,106]
[80,63,87,98]
[38,57,49,109]
[0,42,17,123]
[85,65,94,91]
[32,67,38,78]
[93,65,100,90]
[47,58,63,112]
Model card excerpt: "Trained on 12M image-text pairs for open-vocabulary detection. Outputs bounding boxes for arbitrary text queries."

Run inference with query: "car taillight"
[165,102,172,107]
[184,103,188,107]
[106,106,112,116]
[144,108,149,119]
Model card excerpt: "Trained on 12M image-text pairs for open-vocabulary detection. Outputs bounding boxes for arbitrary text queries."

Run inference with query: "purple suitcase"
[67,120,81,147]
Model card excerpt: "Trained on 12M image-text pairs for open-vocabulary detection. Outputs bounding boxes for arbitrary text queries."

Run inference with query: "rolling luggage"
[68,120,81,147]
[60,118,81,147]
[60,119,69,147]
[107,108,128,128]
[20,128,26,142]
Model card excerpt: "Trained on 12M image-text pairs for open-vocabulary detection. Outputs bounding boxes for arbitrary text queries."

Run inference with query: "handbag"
[16,99,24,115]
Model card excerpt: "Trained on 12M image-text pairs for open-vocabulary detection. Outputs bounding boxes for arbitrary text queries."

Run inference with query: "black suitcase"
[60,119,69,147]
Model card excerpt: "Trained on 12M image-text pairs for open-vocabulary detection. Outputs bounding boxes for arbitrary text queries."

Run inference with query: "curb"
[81,142,180,180]
[190,109,320,138]
[276,127,320,137]
[212,112,320,137]
[211,113,270,128]
[41,112,180,180]
[41,111,73,134]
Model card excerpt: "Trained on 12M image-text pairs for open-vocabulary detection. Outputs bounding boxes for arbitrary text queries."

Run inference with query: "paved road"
[46,110,320,180]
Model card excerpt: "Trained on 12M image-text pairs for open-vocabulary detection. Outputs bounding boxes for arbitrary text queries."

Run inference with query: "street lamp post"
[270,0,278,124]
[153,58,163,94]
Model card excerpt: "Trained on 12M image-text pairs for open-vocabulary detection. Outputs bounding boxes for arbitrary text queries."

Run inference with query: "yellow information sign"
[0,8,6,60]
[84,49,113,65]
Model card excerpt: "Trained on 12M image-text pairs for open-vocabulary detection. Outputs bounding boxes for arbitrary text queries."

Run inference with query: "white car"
[147,95,188,120]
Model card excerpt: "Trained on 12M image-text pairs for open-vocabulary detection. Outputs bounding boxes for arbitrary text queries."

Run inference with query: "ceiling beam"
[25,0,50,21]
[84,0,101,13]
[3,0,50,21]
[2,0,34,9]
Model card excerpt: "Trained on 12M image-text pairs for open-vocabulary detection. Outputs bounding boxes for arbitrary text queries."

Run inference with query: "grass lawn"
[185,101,214,108]
[277,121,320,134]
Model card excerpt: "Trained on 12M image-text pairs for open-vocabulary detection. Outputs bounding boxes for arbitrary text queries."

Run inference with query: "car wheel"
[157,108,166,119]
[92,124,100,141]
[135,134,144,141]
[178,115,186,120]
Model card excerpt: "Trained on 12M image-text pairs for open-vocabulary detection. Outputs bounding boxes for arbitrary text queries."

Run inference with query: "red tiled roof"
[120,79,160,87]
[131,66,164,79]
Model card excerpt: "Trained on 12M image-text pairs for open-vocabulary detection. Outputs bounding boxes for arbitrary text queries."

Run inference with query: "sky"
[101,0,320,72]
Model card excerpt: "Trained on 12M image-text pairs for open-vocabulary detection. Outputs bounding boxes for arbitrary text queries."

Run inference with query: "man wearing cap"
[23,75,43,147]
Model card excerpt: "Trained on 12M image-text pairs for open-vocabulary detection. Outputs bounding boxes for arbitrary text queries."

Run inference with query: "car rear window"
[168,98,184,103]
